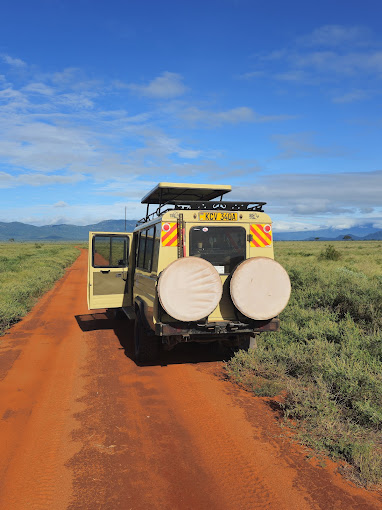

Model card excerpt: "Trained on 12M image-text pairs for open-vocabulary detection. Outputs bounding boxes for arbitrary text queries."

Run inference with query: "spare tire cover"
[230,257,291,320]
[157,257,223,322]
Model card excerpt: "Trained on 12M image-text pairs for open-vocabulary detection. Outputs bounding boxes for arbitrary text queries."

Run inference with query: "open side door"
[88,231,133,310]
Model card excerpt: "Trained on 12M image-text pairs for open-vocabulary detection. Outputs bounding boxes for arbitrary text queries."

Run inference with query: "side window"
[93,235,129,267]
[134,232,139,267]
[151,225,160,272]
[144,227,155,271]
[138,231,147,269]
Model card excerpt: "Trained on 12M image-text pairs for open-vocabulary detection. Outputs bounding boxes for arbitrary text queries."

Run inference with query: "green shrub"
[318,244,341,260]
[226,241,382,486]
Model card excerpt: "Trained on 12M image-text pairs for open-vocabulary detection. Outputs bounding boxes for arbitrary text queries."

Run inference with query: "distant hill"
[0,220,137,241]
[1,220,381,242]
[363,230,382,240]
[273,226,382,241]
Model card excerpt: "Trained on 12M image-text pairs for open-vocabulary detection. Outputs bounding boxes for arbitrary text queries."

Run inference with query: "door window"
[93,235,129,268]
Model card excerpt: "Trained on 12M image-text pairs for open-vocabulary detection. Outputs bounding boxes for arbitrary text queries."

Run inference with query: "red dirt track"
[1,250,381,509]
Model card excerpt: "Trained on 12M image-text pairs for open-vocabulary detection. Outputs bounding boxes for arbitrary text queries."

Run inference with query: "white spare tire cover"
[157,257,223,322]
[230,257,291,320]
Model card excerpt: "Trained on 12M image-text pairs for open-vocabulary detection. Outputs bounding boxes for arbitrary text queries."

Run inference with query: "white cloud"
[2,54,26,67]
[51,67,81,85]
[23,82,55,96]
[237,70,265,79]
[128,72,187,98]
[56,92,96,109]
[180,106,294,127]
[0,87,25,100]
[300,25,371,47]
[257,49,288,61]
[0,121,98,173]
[292,50,382,76]
[0,172,85,188]
[241,25,382,99]
[0,63,210,181]
[275,70,309,82]
[271,219,321,232]
[0,171,14,187]
[233,170,382,216]
[0,200,147,226]
[332,89,367,103]
[53,201,69,208]
[272,133,348,159]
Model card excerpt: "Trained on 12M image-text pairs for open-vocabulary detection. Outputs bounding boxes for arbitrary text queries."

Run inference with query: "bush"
[226,241,382,486]
[318,244,341,260]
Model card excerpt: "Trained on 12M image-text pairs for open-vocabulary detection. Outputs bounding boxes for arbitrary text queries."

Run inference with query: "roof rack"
[136,182,266,225]
[170,200,266,211]
[137,200,266,224]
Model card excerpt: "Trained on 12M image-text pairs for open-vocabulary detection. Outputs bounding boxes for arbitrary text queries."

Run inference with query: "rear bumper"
[155,317,280,337]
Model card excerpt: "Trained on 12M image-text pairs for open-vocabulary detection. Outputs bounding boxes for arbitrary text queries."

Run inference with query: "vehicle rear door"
[88,232,133,310]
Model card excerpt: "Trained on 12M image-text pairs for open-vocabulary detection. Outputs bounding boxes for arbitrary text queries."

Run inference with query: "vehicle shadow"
[75,311,234,366]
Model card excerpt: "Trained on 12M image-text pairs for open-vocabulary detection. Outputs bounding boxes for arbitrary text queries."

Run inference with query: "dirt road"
[0,250,381,510]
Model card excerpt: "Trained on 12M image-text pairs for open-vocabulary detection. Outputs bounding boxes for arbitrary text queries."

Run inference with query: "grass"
[226,241,382,487]
[0,242,80,335]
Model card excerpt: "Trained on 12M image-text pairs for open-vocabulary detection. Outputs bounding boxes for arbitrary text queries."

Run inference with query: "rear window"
[189,226,246,274]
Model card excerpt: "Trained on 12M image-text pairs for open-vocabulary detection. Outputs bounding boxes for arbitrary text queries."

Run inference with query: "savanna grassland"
[227,241,382,487]
[0,242,80,335]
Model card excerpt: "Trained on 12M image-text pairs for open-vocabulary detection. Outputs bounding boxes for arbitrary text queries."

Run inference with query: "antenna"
[124,206,126,232]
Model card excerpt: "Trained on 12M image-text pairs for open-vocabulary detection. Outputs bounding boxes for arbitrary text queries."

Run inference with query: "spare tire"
[157,257,223,322]
[230,257,291,320]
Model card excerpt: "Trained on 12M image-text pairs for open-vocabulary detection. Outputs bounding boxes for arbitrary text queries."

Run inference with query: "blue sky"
[0,0,381,232]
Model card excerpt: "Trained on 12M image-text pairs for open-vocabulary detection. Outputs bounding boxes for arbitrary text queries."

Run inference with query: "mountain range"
[0,220,381,242]
[0,220,137,241]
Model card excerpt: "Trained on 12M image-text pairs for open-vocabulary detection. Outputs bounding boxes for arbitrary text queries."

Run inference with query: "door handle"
[101,269,110,274]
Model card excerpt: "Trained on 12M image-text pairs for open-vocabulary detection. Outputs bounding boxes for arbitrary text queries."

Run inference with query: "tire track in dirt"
[160,364,288,509]
[67,322,229,510]
[161,362,382,510]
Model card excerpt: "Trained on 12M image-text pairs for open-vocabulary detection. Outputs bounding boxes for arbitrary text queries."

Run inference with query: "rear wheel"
[134,311,160,363]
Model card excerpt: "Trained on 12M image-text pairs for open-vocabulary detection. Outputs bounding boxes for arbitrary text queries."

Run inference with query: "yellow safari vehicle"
[88,183,291,362]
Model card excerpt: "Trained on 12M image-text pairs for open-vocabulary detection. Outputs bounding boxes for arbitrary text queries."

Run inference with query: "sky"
[0,0,381,232]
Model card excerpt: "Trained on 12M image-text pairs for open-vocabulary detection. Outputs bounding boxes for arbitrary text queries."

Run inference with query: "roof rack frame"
[170,200,266,211]
[137,199,266,225]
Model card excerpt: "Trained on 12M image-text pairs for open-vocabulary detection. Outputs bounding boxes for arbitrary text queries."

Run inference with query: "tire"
[134,311,160,363]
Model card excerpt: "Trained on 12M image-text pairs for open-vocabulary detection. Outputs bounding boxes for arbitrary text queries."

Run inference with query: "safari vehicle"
[87,183,291,362]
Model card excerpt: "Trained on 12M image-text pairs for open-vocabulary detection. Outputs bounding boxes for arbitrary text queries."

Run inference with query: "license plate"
[199,212,238,221]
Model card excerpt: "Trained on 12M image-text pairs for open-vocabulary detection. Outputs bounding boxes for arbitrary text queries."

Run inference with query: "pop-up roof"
[141,182,232,204]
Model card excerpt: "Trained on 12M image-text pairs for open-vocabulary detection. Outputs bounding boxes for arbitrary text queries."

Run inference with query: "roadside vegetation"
[0,242,80,335]
[226,241,382,487]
